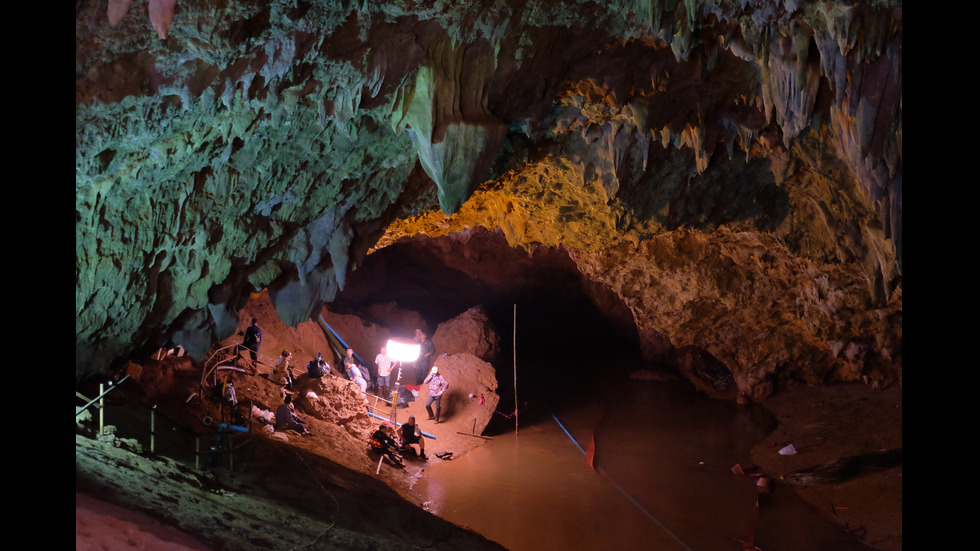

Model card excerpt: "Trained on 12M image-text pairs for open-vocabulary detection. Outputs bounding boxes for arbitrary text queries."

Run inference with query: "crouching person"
[370,424,403,467]
[275,394,309,435]
[398,415,427,460]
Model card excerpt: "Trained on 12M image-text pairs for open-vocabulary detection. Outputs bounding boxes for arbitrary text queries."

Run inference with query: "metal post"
[389,366,401,424]
[150,406,156,454]
[99,383,105,435]
[195,437,200,470]
[514,304,518,436]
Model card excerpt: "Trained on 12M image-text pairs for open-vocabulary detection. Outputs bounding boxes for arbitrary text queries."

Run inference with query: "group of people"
[320,328,441,405]
[243,317,440,399]
[270,346,372,398]
[370,414,429,464]
[244,320,451,460]
[372,328,437,398]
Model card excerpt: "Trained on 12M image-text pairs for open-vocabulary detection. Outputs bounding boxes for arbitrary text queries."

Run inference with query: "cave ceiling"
[76,0,902,401]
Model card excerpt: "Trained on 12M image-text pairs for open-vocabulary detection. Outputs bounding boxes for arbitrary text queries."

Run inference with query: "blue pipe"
[218,422,250,433]
[550,413,586,456]
[319,315,369,367]
[549,410,692,551]
[367,410,436,439]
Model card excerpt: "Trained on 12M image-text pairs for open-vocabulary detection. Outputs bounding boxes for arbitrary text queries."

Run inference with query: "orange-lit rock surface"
[372,145,900,402]
[77,2,901,398]
[77,2,901,545]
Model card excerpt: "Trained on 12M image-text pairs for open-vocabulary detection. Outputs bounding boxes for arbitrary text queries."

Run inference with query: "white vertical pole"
[99,383,105,435]
[150,406,156,454]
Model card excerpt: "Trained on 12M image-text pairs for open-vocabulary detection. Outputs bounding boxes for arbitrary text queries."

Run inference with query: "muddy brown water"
[414,379,873,551]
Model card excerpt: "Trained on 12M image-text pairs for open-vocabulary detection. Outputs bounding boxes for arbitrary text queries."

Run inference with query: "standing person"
[414,330,435,385]
[273,350,295,389]
[240,318,262,369]
[423,366,449,423]
[375,346,395,401]
[397,415,427,460]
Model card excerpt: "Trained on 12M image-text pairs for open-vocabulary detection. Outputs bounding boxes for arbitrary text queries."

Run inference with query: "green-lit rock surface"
[76,0,901,399]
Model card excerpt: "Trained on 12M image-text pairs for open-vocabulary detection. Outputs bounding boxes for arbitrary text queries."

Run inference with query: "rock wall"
[76,0,901,399]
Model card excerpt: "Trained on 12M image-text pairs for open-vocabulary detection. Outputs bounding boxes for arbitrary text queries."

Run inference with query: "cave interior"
[330,229,648,406]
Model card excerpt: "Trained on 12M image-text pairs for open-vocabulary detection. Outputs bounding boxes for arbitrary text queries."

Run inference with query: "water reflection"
[414,377,872,551]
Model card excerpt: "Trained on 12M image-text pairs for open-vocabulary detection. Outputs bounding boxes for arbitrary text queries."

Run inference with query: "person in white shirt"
[375,346,395,401]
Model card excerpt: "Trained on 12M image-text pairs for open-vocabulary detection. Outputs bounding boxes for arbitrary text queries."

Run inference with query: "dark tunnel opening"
[331,230,651,422]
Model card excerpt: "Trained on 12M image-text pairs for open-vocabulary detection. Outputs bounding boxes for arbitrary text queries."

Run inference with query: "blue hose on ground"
[550,411,693,551]
[367,410,436,439]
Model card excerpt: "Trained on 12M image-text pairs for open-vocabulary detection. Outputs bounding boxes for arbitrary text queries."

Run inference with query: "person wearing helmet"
[423,366,449,423]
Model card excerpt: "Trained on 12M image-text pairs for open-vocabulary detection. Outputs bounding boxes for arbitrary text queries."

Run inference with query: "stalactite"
[76,0,901,383]
[107,0,134,26]
[149,0,178,40]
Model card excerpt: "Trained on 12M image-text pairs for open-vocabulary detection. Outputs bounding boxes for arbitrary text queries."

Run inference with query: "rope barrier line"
[550,411,694,551]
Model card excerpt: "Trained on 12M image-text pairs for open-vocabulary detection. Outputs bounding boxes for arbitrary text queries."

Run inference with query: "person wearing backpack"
[240,318,262,369]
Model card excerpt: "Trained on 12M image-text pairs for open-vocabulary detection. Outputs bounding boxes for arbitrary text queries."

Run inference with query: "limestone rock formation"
[432,306,502,363]
[76,1,902,402]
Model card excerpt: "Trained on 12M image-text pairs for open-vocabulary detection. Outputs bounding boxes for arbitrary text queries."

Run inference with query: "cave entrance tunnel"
[331,232,663,423]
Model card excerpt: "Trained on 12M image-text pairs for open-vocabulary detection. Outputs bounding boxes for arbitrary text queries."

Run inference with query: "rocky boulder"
[427,352,500,437]
[432,306,501,363]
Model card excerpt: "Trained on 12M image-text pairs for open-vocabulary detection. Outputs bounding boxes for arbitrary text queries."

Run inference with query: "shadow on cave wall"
[492,117,789,238]
[617,143,789,232]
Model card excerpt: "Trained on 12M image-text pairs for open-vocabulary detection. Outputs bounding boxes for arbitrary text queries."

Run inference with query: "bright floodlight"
[387,337,421,362]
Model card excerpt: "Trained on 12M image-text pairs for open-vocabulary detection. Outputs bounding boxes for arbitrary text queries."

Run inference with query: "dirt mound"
[77,290,512,550]
[143,290,505,489]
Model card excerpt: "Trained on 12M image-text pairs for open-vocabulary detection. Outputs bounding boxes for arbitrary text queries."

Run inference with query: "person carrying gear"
[240,318,262,369]
[370,424,403,466]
